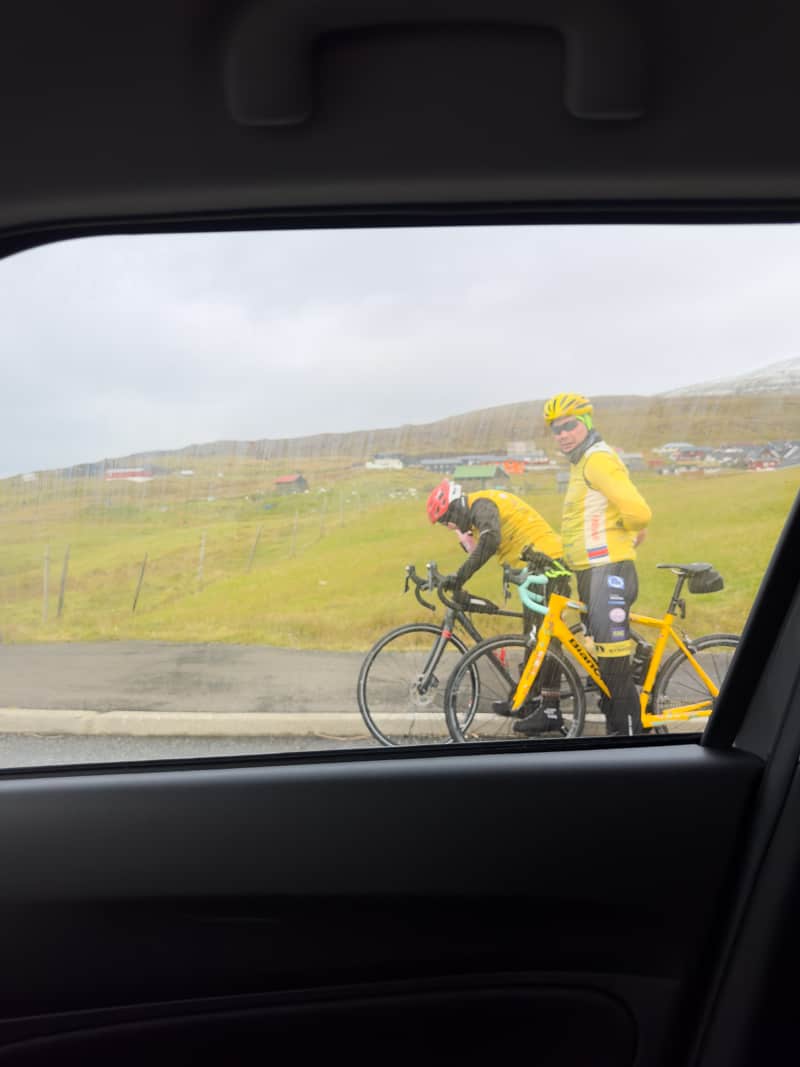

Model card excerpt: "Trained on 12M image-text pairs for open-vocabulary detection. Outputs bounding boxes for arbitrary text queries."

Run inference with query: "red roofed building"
[104,467,152,482]
[274,473,308,494]
[501,460,525,476]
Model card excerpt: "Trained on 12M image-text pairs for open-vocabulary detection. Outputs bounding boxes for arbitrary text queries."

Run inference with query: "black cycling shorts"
[576,561,638,660]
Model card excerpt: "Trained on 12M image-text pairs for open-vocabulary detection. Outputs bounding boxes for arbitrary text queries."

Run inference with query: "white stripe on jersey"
[583,487,609,561]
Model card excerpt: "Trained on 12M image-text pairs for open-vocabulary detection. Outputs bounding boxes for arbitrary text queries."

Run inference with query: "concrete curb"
[0,708,609,738]
[0,709,375,738]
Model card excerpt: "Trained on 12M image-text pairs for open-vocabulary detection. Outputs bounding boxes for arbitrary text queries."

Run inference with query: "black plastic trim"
[704,489,800,749]
[4,199,800,262]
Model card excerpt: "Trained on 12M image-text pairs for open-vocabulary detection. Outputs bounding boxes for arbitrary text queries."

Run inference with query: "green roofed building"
[452,465,510,490]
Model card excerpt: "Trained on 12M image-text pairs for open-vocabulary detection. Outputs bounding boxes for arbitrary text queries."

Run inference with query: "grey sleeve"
[455,499,501,585]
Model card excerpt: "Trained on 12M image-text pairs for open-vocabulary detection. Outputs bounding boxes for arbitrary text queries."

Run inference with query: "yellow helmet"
[543,392,594,425]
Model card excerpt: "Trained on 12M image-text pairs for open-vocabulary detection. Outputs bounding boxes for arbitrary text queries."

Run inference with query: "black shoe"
[492,696,543,718]
[513,706,565,737]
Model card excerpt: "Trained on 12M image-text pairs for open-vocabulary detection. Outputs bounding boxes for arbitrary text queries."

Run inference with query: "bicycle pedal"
[492,697,542,718]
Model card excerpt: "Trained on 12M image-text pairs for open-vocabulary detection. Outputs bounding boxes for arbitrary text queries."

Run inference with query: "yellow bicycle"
[444,561,739,742]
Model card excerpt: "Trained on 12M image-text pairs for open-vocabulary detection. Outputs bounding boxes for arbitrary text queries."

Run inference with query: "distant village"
[362,436,800,489]
[22,436,800,493]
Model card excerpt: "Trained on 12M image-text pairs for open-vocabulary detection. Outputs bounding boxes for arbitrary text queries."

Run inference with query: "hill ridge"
[79,391,800,476]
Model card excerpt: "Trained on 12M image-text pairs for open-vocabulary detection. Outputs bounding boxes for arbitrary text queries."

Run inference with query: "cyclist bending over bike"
[426,480,570,736]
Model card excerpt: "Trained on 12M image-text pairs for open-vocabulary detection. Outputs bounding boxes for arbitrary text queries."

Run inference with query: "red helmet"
[426,479,461,523]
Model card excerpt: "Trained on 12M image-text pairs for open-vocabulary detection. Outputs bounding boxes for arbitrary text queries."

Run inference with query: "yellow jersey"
[466,489,563,565]
[561,443,651,570]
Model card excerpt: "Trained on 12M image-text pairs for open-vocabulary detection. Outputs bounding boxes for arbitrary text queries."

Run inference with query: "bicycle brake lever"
[426,561,437,592]
[404,564,414,593]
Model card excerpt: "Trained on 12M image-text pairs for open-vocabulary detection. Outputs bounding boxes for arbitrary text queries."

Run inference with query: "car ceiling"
[2,0,800,247]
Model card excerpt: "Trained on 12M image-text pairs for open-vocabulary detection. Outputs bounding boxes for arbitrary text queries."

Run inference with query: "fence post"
[290,510,298,558]
[246,526,262,572]
[57,544,70,618]
[42,545,50,623]
[132,553,148,612]
[197,531,206,587]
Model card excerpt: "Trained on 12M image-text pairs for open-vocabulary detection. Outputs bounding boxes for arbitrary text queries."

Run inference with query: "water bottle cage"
[631,641,653,686]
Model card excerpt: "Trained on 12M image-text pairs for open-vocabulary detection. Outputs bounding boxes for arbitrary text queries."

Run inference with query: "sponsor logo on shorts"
[609,608,626,622]
[607,575,625,589]
[608,595,626,604]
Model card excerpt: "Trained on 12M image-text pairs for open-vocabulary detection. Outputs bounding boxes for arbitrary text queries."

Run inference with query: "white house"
[365,457,404,470]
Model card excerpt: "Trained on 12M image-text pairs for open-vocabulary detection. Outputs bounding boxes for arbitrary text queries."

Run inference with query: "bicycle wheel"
[445,634,586,743]
[357,623,476,746]
[651,633,740,728]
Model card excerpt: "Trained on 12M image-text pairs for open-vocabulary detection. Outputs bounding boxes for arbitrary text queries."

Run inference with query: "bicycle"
[356,561,523,746]
[444,559,739,743]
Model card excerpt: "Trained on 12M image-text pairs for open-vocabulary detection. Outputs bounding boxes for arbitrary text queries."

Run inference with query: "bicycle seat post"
[668,572,688,615]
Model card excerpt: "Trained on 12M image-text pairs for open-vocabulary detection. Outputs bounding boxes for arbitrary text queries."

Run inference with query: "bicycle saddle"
[656,562,713,574]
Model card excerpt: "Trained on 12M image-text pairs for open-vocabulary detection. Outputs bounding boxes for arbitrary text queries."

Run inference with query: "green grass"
[0,461,796,650]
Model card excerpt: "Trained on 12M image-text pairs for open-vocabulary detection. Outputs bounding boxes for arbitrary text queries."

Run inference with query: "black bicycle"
[356,562,523,746]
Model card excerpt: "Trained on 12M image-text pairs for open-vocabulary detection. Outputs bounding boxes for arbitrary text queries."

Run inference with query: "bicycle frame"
[413,604,488,698]
[411,567,523,700]
[511,593,609,712]
[511,594,720,727]
[630,611,719,727]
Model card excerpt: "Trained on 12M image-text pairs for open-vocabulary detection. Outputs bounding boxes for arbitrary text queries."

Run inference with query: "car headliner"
[2,0,800,255]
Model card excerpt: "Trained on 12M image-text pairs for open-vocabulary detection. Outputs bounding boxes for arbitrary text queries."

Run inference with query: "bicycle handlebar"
[502,562,550,615]
[404,564,436,612]
[427,561,502,615]
[404,562,501,616]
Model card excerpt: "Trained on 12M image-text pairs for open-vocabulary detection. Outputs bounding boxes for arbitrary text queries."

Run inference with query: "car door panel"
[0,745,761,1064]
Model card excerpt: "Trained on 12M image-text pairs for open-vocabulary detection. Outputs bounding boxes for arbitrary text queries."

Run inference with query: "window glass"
[0,226,797,763]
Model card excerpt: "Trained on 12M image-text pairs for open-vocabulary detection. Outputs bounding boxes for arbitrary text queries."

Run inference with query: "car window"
[0,224,797,764]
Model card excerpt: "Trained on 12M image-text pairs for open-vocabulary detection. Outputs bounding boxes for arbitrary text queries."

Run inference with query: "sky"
[1,223,799,476]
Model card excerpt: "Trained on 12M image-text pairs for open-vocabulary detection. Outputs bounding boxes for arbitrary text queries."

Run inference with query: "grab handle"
[225,0,645,125]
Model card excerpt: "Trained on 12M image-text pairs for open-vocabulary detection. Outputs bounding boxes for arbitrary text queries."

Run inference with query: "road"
[0,642,700,761]
[0,641,363,714]
[0,640,378,737]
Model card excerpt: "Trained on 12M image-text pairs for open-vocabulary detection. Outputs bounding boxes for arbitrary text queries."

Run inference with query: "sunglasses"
[551,418,581,434]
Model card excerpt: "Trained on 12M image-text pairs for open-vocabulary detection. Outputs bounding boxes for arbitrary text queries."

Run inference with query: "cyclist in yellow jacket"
[426,480,568,735]
[544,392,652,736]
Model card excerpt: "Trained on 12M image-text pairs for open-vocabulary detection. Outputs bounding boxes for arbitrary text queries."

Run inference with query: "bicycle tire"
[651,633,740,729]
[357,623,476,746]
[444,634,586,743]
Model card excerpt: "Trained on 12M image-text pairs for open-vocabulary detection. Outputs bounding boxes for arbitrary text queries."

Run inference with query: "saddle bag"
[688,567,724,594]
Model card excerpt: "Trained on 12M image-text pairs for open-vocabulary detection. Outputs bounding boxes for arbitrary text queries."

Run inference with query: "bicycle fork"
[510,617,554,713]
[414,609,458,697]
[510,612,611,713]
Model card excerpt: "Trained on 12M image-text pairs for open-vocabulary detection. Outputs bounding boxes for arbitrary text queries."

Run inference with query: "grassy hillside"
[74,393,800,472]
[0,458,796,649]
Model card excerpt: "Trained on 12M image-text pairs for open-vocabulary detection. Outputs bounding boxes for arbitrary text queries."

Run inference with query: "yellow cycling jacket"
[561,443,652,570]
[466,489,563,565]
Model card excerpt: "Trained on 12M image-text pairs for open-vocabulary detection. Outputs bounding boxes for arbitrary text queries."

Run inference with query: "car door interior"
[2,2,800,1065]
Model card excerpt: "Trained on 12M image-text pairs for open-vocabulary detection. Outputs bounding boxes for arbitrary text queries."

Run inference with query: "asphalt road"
[0,641,363,714]
[0,642,701,763]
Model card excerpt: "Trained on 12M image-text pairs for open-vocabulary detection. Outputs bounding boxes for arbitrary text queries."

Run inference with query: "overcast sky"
[2,223,799,477]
